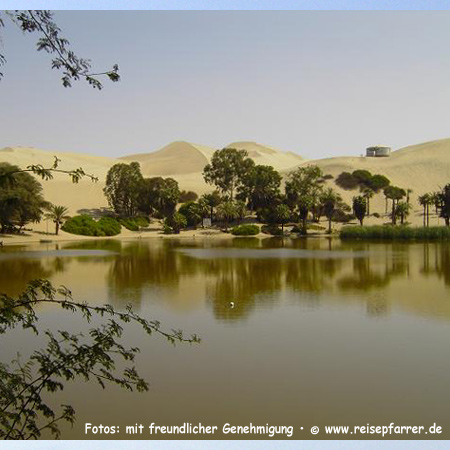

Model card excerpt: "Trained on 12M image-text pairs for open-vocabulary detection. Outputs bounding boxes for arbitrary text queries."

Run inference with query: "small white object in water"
[230,302,235,308]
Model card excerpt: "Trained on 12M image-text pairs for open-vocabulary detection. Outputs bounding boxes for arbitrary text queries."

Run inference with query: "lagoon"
[1,237,450,439]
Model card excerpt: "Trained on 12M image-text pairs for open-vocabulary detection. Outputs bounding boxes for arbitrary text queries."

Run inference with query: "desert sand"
[1,137,449,245]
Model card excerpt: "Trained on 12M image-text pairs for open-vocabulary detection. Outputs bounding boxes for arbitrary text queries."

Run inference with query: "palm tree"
[274,204,291,233]
[362,187,374,215]
[418,193,431,227]
[395,201,411,225]
[45,205,70,235]
[216,201,238,232]
[320,187,342,233]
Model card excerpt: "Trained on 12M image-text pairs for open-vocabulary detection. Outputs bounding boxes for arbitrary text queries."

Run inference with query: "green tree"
[439,184,450,226]
[418,193,431,227]
[0,11,119,89]
[352,196,367,226]
[285,165,326,235]
[165,212,188,234]
[0,280,199,439]
[274,204,291,232]
[361,187,374,215]
[44,205,70,235]
[178,201,203,227]
[199,191,221,222]
[139,177,180,218]
[203,148,254,200]
[216,201,238,231]
[238,165,281,211]
[179,190,198,203]
[321,187,342,233]
[384,186,405,225]
[395,201,411,225]
[103,162,143,217]
[0,163,47,233]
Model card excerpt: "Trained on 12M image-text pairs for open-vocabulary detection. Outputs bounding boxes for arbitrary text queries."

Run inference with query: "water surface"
[1,237,450,439]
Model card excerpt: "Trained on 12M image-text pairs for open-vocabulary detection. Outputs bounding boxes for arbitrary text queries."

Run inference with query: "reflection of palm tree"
[45,205,69,235]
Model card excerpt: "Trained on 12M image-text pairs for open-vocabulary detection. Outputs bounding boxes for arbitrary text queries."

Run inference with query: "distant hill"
[1,138,450,225]
[120,140,303,176]
[121,141,215,176]
[225,141,304,170]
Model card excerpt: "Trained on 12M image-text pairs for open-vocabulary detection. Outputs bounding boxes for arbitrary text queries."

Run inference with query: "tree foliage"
[0,11,119,89]
[0,163,48,233]
[0,279,199,439]
[103,163,143,217]
[203,148,254,200]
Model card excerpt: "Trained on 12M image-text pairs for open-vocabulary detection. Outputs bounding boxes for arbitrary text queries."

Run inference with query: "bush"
[62,215,121,236]
[164,212,187,233]
[261,225,283,236]
[231,224,260,236]
[333,210,355,223]
[340,225,450,241]
[119,216,150,231]
[372,212,381,218]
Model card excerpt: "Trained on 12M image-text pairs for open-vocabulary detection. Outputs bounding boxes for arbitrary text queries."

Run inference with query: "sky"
[1,11,450,159]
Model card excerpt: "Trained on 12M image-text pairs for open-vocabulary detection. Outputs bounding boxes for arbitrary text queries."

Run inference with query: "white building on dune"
[366,145,391,157]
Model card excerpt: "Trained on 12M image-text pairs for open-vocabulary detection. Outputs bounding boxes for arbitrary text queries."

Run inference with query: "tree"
[165,212,188,234]
[0,279,199,439]
[439,184,450,226]
[384,186,405,225]
[0,163,47,233]
[139,177,180,219]
[103,162,143,217]
[418,193,431,227]
[0,11,119,89]
[321,187,342,233]
[44,205,70,235]
[216,201,238,232]
[395,201,411,225]
[285,165,326,235]
[352,196,367,226]
[238,165,281,211]
[361,187,374,215]
[178,202,202,227]
[203,148,254,200]
[199,191,221,222]
[274,204,291,232]
[179,190,198,203]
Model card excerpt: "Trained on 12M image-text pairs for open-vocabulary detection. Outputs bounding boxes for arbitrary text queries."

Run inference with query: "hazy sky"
[1,11,450,159]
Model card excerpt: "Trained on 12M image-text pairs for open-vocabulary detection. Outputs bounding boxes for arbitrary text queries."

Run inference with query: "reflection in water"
[2,239,450,321]
[3,238,450,438]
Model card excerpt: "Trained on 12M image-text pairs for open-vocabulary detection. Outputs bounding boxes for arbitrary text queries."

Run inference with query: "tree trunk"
[426,204,429,227]
[423,205,426,226]
[55,221,60,236]
[328,218,332,234]
[392,200,396,225]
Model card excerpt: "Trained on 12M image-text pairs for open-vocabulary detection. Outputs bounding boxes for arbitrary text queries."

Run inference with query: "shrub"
[98,217,122,236]
[231,224,260,236]
[372,212,381,218]
[164,212,187,233]
[340,225,450,241]
[333,210,355,223]
[290,225,302,233]
[178,201,202,227]
[261,225,283,236]
[62,215,121,236]
[119,216,150,231]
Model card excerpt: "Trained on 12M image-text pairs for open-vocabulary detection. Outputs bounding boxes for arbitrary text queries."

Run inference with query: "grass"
[340,225,450,241]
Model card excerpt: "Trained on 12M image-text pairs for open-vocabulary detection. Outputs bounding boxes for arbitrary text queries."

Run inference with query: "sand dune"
[1,138,450,228]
